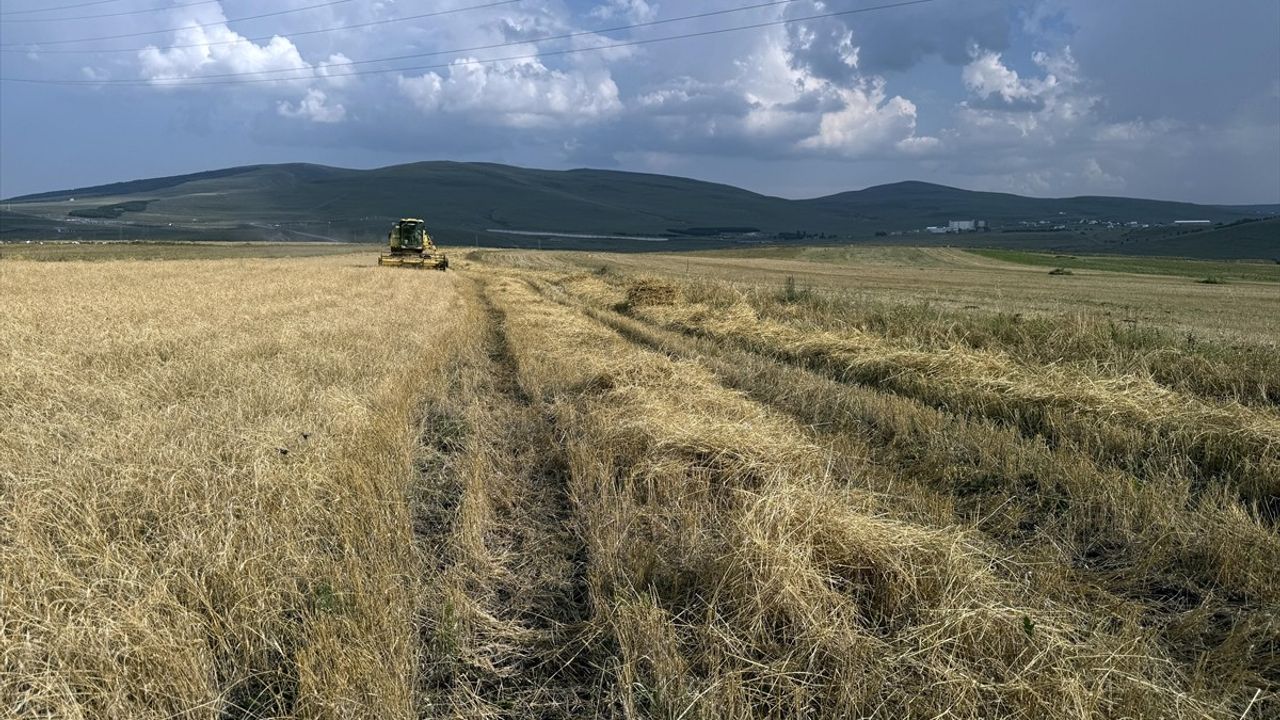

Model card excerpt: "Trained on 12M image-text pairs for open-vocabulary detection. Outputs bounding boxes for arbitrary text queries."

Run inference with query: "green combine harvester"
[379,218,448,270]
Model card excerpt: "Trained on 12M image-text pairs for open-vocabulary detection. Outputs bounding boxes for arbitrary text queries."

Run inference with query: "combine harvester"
[379,218,448,270]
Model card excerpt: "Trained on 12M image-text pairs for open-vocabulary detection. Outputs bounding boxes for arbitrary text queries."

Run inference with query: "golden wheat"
[5,247,1275,719]
[1,256,462,718]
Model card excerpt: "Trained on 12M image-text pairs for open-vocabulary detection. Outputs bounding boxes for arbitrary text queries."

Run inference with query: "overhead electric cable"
[0,0,941,86]
[1,0,223,23]
[2,0,523,54]
[1,0,127,16]
[8,0,806,75]
[0,0,357,46]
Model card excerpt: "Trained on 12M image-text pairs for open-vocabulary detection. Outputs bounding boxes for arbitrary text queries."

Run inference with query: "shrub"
[780,275,812,302]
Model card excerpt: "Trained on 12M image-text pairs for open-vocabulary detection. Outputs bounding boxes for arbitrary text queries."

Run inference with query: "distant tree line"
[68,200,151,219]
[667,226,761,236]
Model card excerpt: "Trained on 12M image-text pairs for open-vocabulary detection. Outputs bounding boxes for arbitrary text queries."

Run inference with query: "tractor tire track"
[412,275,597,719]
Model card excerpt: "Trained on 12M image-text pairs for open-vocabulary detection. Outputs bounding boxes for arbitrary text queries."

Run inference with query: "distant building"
[934,220,988,233]
[1173,220,1212,225]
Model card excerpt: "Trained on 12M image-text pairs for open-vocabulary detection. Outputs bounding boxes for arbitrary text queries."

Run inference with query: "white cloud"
[277,89,346,123]
[398,58,622,128]
[989,156,1126,196]
[938,45,1171,195]
[785,0,1013,77]
[590,0,659,23]
[963,50,1044,104]
[956,47,1093,139]
[132,2,368,89]
[132,3,354,125]
[316,54,355,88]
[727,36,934,158]
[32,0,1265,203]
[798,83,925,156]
[138,25,312,85]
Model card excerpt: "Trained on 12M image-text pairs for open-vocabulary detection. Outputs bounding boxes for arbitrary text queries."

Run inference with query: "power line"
[1,0,222,23]
[0,0,941,86]
[1,0,127,16]
[10,0,807,78]
[2,0,524,54]
[0,0,358,47]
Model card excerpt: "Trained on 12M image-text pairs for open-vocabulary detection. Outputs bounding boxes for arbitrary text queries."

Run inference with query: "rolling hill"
[2,162,1276,257]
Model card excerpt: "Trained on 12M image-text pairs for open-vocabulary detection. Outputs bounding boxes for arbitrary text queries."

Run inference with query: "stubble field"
[2,245,1276,719]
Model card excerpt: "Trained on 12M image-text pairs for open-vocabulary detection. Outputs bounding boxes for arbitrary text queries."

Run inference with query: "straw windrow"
[482,271,1214,719]
[603,276,1280,511]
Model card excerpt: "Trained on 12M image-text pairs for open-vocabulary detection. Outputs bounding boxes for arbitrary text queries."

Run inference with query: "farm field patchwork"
[965,248,1280,283]
[504,246,1280,342]
[2,245,1276,719]
[0,241,369,263]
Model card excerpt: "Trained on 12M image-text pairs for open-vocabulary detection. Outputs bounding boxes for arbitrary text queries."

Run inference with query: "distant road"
[250,223,342,242]
[488,229,670,242]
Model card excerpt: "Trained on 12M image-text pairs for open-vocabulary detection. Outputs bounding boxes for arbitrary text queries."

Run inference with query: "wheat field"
[2,247,1276,718]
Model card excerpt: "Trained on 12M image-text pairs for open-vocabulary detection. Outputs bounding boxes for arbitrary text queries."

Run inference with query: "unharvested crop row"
[735,284,1280,408]
[485,270,1215,719]
[580,275,1280,515]
[501,249,1280,408]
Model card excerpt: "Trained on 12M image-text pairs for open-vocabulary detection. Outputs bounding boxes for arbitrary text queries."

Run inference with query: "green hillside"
[800,180,1267,227]
[1103,218,1280,259]
[2,162,1275,257]
[968,248,1280,282]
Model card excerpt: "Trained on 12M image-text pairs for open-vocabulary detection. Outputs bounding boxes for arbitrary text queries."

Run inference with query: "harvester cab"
[379,218,448,270]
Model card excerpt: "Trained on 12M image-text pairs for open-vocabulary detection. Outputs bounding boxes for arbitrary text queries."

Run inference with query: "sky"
[1,0,1277,203]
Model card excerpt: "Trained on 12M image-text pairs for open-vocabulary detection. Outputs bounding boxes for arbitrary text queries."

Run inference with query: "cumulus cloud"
[132,1,359,89]
[799,85,924,156]
[590,0,659,24]
[963,50,1049,108]
[784,0,1015,79]
[397,58,622,128]
[21,0,1266,203]
[137,13,312,85]
[742,39,931,157]
[277,88,346,123]
[933,45,1170,195]
[590,33,935,162]
[956,47,1092,140]
[989,156,1125,196]
[316,54,355,88]
[130,2,360,127]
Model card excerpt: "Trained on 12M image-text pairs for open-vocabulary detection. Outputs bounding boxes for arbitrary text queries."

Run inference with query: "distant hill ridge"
[3,161,1277,257]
